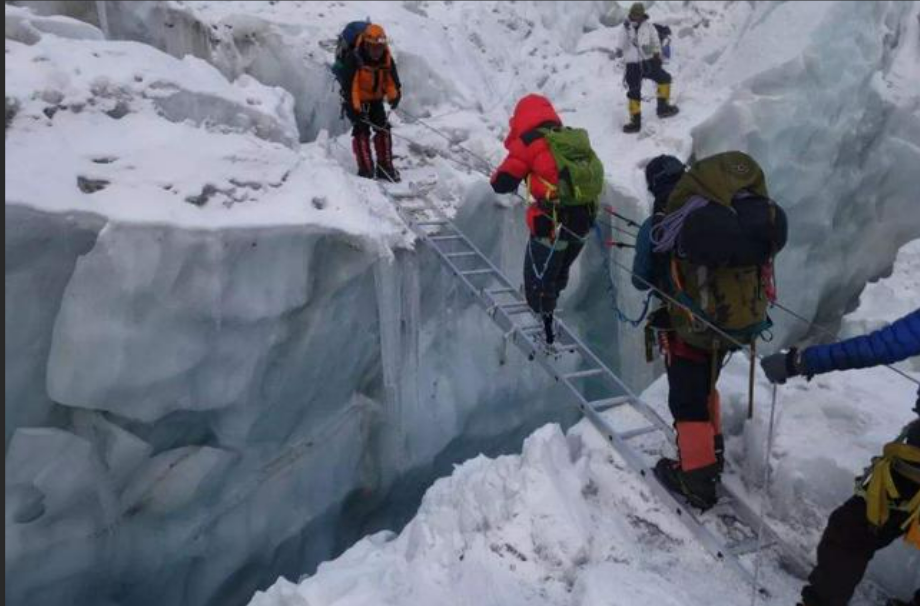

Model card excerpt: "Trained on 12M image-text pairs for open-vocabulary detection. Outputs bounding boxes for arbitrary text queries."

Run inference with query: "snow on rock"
[5,4,104,44]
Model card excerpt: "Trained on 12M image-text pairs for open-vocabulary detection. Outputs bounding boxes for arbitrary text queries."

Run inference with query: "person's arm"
[802,309,920,374]
[491,152,527,194]
[761,309,920,383]
[631,218,655,291]
[387,59,401,108]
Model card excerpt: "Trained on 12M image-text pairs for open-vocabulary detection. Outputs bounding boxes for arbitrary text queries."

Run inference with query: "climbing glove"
[760,348,804,385]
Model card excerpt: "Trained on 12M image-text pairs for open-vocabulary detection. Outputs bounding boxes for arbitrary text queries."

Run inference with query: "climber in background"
[332,21,402,182]
[616,2,679,134]
[761,309,920,606]
[490,94,604,346]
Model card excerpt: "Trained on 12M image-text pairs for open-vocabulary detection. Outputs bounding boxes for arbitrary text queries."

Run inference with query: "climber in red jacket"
[490,94,600,345]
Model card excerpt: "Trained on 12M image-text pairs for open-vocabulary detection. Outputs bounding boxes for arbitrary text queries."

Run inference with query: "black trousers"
[803,495,919,606]
[625,58,672,101]
[523,205,594,315]
[665,342,723,423]
[348,100,388,136]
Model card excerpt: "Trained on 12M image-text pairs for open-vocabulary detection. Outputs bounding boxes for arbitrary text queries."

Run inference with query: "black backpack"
[331,20,370,88]
[654,23,672,60]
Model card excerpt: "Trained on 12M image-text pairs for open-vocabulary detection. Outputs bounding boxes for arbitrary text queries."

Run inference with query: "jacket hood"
[505,94,562,147]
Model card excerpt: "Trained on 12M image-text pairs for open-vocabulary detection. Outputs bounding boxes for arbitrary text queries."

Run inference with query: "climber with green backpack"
[491,94,605,345]
[631,151,788,509]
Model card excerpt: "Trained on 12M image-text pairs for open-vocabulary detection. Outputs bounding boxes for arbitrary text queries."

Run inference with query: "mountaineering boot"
[656,84,679,118]
[353,132,374,179]
[654,458,719,511]
[656,421,721,510]
[373,128,401,182]
[623,98,641,134]
[542,313,555,345]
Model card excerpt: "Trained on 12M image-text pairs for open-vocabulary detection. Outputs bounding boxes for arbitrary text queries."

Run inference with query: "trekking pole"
[748,339,756,420]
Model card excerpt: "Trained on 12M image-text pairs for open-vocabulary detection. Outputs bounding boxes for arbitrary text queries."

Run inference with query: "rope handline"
[750,383,779,606]
[608,256,760,356]
[393,107,495,173]
[605,207,643,229]
[594,225,651,326]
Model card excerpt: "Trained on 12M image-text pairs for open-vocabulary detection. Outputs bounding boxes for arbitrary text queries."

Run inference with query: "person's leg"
[655,341,721,509]
[369,101,399,182]
[523,236,567,343]
[350,108,374,178]
[649,58,678,117]
[623,63,642,133]
[802,496,907,606]
[554,205,594,293]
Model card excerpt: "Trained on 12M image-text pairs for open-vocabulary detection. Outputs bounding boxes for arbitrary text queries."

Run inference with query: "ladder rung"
[563,368,605,381]
[499,302,531,310]
[430,235,464,242]
[518,323,543,333]
[445,251,478,259]
[504,307,534,316]
[487,287,518,296]
[588,396,632,412]
[415,220,448,227]
[618,425,658,441]
[460,269,495,277]
[726,538,771,557]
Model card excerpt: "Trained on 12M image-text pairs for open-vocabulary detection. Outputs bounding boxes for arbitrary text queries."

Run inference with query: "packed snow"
[251,241,920,606]
[5,1,920,606]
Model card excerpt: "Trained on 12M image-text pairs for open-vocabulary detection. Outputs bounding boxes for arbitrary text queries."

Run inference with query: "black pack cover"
[678,194,787,267]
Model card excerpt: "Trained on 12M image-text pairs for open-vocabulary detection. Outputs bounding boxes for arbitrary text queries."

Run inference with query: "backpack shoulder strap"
[520,122,560,145]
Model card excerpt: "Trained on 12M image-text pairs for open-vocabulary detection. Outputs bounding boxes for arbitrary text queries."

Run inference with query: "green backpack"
[663,151,775,351]
[540,127,605,207]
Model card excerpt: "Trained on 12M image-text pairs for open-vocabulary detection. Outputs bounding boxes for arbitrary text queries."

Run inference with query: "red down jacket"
[490,94,563,233]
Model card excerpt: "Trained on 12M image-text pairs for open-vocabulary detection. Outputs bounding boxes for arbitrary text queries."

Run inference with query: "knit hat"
[629,3,646,19]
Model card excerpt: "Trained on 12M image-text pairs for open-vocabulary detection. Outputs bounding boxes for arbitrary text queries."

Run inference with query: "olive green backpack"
[663,151,775,351]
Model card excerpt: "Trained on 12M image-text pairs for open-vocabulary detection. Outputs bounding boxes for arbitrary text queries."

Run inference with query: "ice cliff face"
[6,2,920,606]
[693,0,920,334]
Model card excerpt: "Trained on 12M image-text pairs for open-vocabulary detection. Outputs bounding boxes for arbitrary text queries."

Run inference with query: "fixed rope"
[393,107,496,173]
[750,383,780,606]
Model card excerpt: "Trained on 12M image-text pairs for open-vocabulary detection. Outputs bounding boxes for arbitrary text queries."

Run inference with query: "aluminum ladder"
[380,180,812,589]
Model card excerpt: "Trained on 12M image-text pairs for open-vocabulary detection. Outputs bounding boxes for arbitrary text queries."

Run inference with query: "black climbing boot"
[622,113,641,134]
[375,165,401,183]
[656,98,679,118]
[653,458,719,511]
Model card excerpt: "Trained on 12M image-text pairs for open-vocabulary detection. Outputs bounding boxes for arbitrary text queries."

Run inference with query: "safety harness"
[856,420,920,548]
